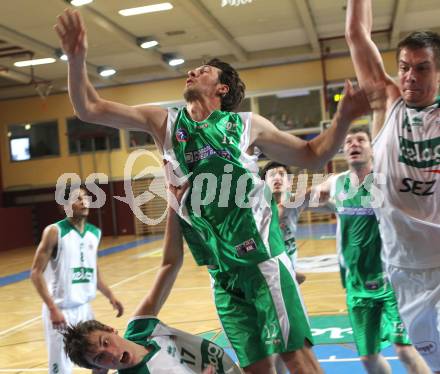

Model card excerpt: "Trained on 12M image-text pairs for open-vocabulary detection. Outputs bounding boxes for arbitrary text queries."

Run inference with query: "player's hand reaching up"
[336,80,386,123]
[54,9,88,61]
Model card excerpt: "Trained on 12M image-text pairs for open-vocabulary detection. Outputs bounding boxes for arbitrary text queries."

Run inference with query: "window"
[257,89,322,130]
[67,117,120,154]
[128,131,155,148]
[327,85,345,119]
[8,120,60,161]
[234,97,251,112]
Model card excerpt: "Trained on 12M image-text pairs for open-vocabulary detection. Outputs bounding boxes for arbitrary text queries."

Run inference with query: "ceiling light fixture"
[97,66,117,77]
[55,48,68,61]
[119,3,173,16]
[275,89,310,98]
[169,58,185,66]
[14,58,56,67]
[137,37,159,49]
[162,53,185,67]
[70,0,93,6]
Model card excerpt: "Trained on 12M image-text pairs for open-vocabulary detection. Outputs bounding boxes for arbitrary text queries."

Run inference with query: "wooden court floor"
[0,231,345,373]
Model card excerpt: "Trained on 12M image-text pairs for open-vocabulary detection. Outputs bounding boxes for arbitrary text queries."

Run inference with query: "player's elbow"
[162,254,184,273]
[345,26,359,45]
[175,255,184,271]
[73,106,94,123]
[167,256,184,272]
[302,142,328,171]
[345,23,369,46]
[30,267,42,285]
[74,100,104,124]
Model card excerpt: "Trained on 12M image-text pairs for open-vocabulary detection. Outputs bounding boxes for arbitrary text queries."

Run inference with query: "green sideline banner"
[198,314,354,346]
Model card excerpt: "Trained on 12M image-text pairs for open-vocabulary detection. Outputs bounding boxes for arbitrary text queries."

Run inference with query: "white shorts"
[43,303,94,374]
[387,264,440,371]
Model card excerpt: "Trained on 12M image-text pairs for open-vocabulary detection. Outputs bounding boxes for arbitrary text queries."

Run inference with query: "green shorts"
[347,288,411,356]
[209,252,313,368]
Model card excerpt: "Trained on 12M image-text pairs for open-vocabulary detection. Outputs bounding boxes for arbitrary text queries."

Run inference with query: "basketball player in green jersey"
[314,127,429,374]
[261,161,307,284]
[31,186,124,374]
[62,189,240,374]
[55,9,384,373]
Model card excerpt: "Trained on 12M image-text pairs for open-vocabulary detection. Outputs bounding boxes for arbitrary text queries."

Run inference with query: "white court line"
[0,248,193,338]
[130,247,163,259]
[0,356,401,371]
[108,265,161,289]
[0,356,398,373]
[0,264,163,338]
[296,279,339,283]
[0,369,90,373]
[172,286,210,291]
[0,316,41,339]
[306,293,346,298]
[107,251,189,289]
[319,356,398,363]
[130,245,190,259]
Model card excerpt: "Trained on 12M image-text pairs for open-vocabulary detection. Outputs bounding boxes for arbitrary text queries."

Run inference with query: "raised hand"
[337,80,386,122]
[54,9,88,61]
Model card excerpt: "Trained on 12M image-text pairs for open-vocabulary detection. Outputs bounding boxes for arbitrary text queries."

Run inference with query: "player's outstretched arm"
[133,195,185,317]
[54,9,167,140]
[253,80,385,170]
[345,0,400,136]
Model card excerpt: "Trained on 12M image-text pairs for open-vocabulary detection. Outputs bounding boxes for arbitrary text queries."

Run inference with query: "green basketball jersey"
[332,171,387,298]
[163,108,284,271]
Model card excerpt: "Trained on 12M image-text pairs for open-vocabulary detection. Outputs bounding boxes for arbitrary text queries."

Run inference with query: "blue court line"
[0,222,338,287]
[0,235,164,288]
[97,235,163,257]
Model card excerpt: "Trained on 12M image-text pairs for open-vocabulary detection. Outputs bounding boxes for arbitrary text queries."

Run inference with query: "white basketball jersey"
[121,316,241,374]
[373,97,440,269]
[44,218,101,308]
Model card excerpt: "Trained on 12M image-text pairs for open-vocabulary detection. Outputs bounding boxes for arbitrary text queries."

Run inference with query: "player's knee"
[360,353,380,364]
[242,357,275,374]
[280,343,322,374]
[394,344,417,362]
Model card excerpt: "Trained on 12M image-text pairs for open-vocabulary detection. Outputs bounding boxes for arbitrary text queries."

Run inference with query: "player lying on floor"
[62,187,241,374]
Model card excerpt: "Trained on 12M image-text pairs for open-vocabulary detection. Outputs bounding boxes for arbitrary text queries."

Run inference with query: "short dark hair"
[206,58,246,111]
[260,161,289,180]
[397,31,440,69]
[62,320,112,369]
[347,125,371,141]
[63,183,89,201]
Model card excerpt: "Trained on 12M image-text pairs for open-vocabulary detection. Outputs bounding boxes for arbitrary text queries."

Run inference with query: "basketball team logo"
[176,128,189,142]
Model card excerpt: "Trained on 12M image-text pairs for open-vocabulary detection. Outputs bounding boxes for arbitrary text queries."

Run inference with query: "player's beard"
[183,86,203,103]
